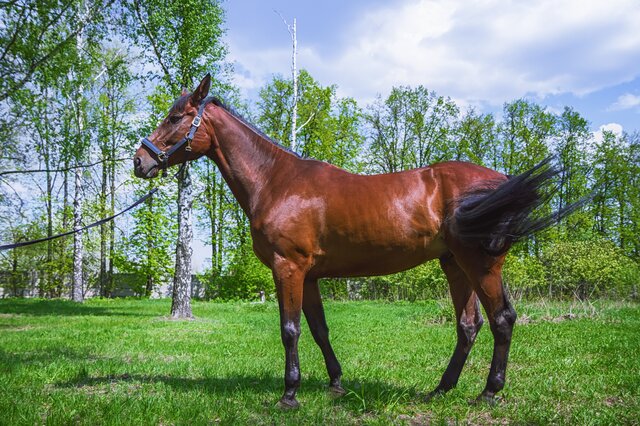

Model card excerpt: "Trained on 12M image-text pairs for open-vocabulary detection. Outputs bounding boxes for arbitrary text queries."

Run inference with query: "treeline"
[1,1,638,301]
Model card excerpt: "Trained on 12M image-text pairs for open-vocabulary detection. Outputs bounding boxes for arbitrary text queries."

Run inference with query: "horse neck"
[205,106,295,218]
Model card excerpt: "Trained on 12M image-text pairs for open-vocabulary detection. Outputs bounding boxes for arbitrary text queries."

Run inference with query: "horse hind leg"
[452,249,517,404]
[479,288,516,403]
[302,278,345,396]
[426,253,483,400]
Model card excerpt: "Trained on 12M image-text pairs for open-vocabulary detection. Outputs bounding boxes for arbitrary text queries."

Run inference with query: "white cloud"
[327,0,640,104]
[593,122,624,144]
[609,93,640,111]
[228,0,640,108]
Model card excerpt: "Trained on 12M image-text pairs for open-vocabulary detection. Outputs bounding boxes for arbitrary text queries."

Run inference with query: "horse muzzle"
[133,154,160,179]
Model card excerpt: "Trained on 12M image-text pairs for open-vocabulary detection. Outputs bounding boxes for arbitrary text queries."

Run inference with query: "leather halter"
[140,96,213,177]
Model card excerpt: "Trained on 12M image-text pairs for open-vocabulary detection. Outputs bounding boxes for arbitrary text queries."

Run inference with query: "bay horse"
[133,74,581,408]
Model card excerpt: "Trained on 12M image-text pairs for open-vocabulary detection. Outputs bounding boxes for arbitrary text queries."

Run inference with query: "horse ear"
[181,87,188,97]
[191,73,211,104]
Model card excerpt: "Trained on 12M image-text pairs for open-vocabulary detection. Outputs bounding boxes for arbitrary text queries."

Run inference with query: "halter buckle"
[191,116,202,127]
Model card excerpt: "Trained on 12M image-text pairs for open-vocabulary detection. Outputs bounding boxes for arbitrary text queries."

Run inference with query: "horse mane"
[210,96,301,158]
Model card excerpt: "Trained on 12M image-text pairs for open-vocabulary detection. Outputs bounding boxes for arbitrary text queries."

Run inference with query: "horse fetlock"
[285,365,301,388]
[485,371,506,393]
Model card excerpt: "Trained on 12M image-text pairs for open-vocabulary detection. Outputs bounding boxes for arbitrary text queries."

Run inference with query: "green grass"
[1,298,639,425]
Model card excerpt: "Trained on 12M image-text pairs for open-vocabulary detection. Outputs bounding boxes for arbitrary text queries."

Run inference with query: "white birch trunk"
[71,0,89,303]
[72,165,84,302]
[171,163,194,318]
[290,17,298,152]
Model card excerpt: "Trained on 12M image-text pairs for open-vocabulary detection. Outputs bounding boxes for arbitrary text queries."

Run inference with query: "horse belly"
[310,234,447,279]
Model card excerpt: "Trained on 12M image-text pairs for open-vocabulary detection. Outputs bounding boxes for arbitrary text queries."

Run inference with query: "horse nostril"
[134,156,141,167]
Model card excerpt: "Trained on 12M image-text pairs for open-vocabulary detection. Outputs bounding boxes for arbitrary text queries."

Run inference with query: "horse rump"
[453,156,589,256]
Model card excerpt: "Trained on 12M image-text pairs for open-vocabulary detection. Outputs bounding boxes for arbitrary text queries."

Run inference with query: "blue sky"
[223,0,640,137]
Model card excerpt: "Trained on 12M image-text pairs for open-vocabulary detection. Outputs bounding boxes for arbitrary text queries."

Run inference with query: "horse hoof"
[423,388,445,403]
[471,392,500,406]
[276,397,300,410]
[329,385,346,397]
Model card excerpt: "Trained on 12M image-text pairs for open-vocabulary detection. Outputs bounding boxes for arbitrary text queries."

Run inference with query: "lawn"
[0,298,638,425]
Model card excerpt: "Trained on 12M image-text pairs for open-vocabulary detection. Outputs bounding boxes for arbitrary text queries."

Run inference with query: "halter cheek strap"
[140,96,213,177]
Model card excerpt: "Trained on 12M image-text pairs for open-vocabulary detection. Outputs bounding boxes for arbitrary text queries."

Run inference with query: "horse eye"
[169,115,182,124]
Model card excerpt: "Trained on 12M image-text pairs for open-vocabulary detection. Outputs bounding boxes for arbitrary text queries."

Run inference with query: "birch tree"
[277,14,298,152]
[124,0,229,317]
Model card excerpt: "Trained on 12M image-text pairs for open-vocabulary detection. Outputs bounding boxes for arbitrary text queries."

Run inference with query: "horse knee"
[281,321,301,346]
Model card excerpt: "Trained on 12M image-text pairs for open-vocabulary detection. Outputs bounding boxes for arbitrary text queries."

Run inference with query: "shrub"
[541,240,640,299]
[503,254,547,298]
[213,247,274,301]
[320,261,448,301]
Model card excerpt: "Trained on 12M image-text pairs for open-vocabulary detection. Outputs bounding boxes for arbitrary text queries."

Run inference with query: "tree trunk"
[171,164,194,318]
[108,153,116,297]
[290,17,297,151]
[205,162,218,297]
[99,157,108,296]
[144,186,156,297]
[72,166,84,302]
[71,0,89,303]
[216,179,224,296]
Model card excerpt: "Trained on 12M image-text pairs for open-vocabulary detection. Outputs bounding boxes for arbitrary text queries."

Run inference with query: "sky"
[223,0,640,137]
[191,0,640,271]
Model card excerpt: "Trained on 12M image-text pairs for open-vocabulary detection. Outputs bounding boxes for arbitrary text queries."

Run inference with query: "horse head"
[133,74,213,178]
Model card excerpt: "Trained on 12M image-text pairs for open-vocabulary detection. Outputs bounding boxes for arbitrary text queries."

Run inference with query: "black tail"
[454,157,589,256]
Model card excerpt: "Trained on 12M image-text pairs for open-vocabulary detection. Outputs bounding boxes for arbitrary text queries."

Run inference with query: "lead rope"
[0,163,186,251]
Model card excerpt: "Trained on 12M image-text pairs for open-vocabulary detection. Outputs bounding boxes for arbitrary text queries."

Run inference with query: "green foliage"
[113,186,175,296]
[503,252,548,297]
[0,0,106,102]
[257,69,365,172]
[321,262,449,301]
[542,240,640,298]
[365,85,459,173]
[214,244,274,301]
[123,0,228,92]
[498,99,554,175]
[452,108,496,166]
[503,240,640,299]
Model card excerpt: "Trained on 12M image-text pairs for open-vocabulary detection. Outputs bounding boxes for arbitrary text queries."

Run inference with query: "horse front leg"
[272,255,306,409]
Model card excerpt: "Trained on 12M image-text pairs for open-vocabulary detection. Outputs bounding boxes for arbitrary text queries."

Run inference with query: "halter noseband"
[140,96,214,177]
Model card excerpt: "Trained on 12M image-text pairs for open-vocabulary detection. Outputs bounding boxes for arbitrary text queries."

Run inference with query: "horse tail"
[453,156,589,256]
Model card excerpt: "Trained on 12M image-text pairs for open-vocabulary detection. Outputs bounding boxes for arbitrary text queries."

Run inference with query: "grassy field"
[0,298,639,425]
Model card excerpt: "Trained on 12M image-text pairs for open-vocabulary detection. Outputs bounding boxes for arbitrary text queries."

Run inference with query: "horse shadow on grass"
[56,371,421,410]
